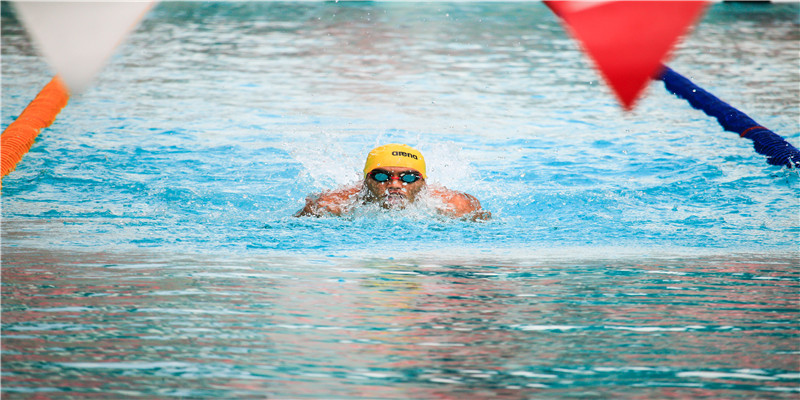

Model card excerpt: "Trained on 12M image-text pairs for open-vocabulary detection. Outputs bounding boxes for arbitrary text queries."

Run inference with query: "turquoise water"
[2,2,799,398]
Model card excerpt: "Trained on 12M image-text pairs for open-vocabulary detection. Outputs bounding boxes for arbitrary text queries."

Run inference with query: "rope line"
[1,76,70,179]
[658,66,799,169]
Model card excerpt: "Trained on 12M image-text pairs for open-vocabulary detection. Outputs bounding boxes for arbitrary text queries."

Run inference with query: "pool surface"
[2,2,799,398]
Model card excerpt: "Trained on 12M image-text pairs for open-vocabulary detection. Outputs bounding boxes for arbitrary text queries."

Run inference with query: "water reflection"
[4,249,796,398]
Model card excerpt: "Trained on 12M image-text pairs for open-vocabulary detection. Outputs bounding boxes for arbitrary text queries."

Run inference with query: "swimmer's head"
[363,144,427,209]
[363,143,426,179]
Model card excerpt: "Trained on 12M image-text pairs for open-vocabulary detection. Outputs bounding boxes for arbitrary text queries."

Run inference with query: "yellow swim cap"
[363,144,427,179]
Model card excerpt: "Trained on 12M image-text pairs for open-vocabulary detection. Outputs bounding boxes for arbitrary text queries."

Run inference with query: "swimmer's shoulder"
[296,185,361,217]
[428,186,477,205]
[428,186,491,220]
[318,185,361,203]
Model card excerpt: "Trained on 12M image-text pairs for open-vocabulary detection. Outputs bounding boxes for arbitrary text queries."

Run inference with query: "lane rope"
[658,66,799,169]
[1,76,70,179]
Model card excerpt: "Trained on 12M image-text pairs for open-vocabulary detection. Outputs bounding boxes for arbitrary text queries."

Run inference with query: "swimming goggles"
[368,170,423,184]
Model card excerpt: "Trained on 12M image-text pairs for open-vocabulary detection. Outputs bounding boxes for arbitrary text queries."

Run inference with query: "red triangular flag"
[545,1,708,110]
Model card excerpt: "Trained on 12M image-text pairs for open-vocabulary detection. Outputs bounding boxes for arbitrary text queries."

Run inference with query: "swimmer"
[296,143,490,220]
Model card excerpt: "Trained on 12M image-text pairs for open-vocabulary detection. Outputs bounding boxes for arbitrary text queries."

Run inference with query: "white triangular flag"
[13,1,156,93]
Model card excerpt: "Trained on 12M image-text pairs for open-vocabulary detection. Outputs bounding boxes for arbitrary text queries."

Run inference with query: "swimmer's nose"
[387,179,404,189]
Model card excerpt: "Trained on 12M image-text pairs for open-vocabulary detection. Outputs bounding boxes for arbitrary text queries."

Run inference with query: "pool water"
[2,2,798,398]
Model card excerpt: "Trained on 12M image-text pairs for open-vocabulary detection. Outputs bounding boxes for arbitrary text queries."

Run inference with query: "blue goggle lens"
[401,173,420,183]
[371,172,390,182]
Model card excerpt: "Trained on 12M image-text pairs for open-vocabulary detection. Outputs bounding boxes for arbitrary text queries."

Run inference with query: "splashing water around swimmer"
[296,144,490,220]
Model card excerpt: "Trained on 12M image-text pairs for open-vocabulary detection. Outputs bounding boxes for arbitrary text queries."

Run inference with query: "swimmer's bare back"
[296,184,490,220]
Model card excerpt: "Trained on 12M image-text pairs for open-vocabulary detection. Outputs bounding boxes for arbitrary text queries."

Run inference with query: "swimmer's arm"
[295,186,360,217]
[431,189,491,221]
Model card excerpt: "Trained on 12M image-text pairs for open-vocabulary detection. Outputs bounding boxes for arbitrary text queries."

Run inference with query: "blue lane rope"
[658,65,800,169]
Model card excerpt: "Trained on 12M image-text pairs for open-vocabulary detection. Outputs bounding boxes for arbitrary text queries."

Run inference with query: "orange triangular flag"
[545,1,708,110]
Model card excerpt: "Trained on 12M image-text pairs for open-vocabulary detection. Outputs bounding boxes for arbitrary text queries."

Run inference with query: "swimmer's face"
[364,167,426,208]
